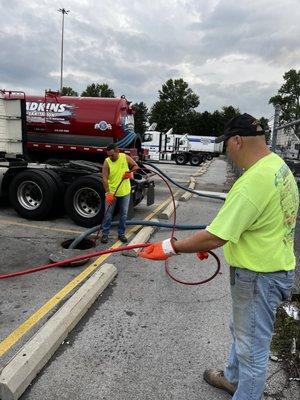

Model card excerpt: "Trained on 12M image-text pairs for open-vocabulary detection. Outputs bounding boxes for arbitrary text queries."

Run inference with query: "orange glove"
[123,171,134,180]
[197,251,209,260]
[105,193,115,205]
[139,239,177,261]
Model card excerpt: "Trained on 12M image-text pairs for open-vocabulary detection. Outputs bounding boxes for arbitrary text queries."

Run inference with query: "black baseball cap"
[215,113,265,143]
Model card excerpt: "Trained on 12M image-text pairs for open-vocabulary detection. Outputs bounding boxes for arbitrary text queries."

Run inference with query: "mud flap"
[127,195,135,220]
[147,182,155,206]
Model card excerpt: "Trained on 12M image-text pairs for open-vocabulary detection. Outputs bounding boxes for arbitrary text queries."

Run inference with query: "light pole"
[58,8,70,92]
[271,104,281,152]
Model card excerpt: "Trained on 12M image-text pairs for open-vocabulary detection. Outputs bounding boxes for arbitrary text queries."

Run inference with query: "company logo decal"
[26,102,74,125]
[94,121,112,131]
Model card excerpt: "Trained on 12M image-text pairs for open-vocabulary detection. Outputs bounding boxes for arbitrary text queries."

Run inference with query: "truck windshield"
[143,133,153,142]
[122,114,135,135]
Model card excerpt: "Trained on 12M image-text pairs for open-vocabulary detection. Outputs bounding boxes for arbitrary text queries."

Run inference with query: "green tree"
[269,69,300,123]
[221,106,240,123]
[61,86,78,96]
[132,102,148,136]
[259,117,271,143]
[184,111,202,135]
[189,110,221,136]
[186,106,240,137]
[81,83,115,98]
[149,78,199,134]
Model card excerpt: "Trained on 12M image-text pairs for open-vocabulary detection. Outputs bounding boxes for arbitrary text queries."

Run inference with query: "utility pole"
[271,104,281,152]
[58,8,70,92]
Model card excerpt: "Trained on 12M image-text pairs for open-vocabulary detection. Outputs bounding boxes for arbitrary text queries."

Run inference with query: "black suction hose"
[141,161,225,201]
[69,221,207,249]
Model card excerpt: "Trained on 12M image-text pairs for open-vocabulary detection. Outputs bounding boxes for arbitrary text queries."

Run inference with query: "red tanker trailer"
[19,91,144,162]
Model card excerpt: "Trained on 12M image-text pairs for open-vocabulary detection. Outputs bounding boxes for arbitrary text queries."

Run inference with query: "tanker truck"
[24,91,143,162]
[0,90,154,227]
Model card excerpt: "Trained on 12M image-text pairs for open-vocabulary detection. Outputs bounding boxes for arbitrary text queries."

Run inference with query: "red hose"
[0,243,221,284]
[165,250,220,285]
[0,243,150,280]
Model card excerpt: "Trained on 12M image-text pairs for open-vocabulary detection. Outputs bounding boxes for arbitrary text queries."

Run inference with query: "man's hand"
[139,238,177,261]
[197,251,209,260]
[123,171,134,180]
[105,193,115,205]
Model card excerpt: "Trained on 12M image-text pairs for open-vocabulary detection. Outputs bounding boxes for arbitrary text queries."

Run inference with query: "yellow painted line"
[0,219,83,235]
[0,250,116,357]
[0,192,180,357]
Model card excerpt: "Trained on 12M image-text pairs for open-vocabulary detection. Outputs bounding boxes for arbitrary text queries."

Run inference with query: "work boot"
[118,235,128,243]
[101,234,108,244]
[203,369,236,396]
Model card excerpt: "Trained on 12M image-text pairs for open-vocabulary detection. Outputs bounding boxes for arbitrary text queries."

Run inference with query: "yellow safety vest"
[106,153,131,197]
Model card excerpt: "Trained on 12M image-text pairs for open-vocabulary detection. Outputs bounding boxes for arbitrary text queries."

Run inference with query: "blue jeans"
[102,194,130,237]
[225,267,295,400]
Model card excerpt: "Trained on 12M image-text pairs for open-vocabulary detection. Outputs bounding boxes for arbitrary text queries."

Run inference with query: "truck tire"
[189,154,203,166]
[42,169,65,215]
[175,154,188,165]
[9,170,58,220]
[64,175,105,228]
[206,154,214,161]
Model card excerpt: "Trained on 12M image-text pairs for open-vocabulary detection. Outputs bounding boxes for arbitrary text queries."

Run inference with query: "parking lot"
[0,160,221,358]
[1,157,299,400]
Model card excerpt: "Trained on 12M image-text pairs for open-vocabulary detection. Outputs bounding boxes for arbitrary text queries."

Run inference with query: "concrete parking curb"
[158,200,179,219]
[179,177,196,202]
[0,263,117,400]
[192,160,212,177]
[122,219,158,257]
[192,167,206,177]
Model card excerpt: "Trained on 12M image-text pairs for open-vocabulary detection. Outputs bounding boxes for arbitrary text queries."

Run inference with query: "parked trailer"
[142,130,223,166]
[0,91,154,227]
[186,135,223,154]
[142,130,189,161]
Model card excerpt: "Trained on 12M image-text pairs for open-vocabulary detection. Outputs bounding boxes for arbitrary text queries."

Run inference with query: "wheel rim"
[73,187,101,218]
[191,157,199,165]
[17,180,43,210]
[177,155,186,163]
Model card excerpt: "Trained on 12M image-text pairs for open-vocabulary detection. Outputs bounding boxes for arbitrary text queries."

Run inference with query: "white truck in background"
[142,128,189,162]
[142,127,224,166]
[186,135,224,154]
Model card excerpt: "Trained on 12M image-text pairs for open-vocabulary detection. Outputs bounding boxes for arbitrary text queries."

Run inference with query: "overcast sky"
[0,0,299,119]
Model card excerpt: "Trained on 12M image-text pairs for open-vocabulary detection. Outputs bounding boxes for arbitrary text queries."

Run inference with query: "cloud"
[195,80,279,118]
[190,0,300,66]
[0,0,299,116]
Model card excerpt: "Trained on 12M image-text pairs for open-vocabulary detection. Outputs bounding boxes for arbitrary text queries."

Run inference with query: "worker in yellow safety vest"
[101,143,139,244]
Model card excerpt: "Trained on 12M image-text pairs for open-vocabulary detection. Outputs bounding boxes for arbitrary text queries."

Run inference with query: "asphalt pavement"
[1,156,299,400]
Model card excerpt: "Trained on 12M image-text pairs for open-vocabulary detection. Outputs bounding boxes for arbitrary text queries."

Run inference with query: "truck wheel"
[9,170,58,220]
[175,154,188,165]
[189,154,202,166]
[206,154,214,161]
[64,175,105,227]
[42,169,65,215]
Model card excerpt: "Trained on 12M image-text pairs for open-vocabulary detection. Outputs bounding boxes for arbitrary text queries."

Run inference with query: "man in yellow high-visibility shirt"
[140,114,299,400]
[101,143,139,244]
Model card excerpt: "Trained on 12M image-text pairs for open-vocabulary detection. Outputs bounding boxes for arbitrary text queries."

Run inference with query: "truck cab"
[142,129,189,161]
